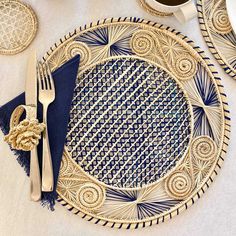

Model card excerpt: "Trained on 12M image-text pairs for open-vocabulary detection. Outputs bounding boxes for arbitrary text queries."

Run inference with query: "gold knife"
[25,51,41,201]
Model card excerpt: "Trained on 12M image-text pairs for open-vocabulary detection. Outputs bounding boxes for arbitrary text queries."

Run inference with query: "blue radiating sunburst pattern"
[77,27,109,46]
[192,63,220,140]
[106,188,180,220]
[75,26,133,56]
[222,31,236,48]
[221,32,236,69]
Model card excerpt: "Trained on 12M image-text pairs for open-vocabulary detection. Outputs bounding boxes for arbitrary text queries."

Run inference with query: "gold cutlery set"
[27,51,55,201]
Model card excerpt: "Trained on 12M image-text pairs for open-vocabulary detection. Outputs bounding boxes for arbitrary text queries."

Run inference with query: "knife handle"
[30,147,41,201]
[42,105,54,192]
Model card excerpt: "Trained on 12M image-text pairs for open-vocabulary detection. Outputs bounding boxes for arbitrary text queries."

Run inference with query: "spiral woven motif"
[191,136,217,161]
[65,41,91,67]
[130,30,156,56]
[211,9,232,34]
[0,0,38,55]
[165,170,193,200]
[174,54,197,80]
[76,182,105,210]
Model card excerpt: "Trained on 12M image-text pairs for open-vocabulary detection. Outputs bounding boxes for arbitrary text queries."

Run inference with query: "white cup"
[145,0,197,23]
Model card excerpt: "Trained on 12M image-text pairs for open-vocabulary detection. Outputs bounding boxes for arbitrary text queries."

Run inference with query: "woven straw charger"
[42,18,230,229]
[198,0,236,79]
[0,0,38,55]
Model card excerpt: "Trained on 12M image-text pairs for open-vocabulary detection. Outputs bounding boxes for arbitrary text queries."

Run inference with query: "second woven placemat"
[198,0,236,79]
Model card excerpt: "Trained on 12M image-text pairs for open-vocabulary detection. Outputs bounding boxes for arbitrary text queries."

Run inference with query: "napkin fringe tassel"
[41,192,57,211]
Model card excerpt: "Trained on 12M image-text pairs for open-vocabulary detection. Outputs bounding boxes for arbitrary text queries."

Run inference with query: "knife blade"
[25,51,41,201]
[26,52,37,106]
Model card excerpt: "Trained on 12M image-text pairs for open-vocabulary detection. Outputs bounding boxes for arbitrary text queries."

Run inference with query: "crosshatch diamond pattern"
[0,1,37,54]
[66,57,192,188]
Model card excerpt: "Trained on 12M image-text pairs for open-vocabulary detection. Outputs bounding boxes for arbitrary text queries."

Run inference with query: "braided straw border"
[197,0,236,79]
[42,17,231,229]
[0,0,38,55]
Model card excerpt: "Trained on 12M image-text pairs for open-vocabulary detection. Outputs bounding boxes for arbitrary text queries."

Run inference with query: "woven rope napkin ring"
[4,105,45,151]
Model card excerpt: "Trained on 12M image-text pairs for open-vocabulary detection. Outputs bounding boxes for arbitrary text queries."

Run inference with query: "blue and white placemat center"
[66,57,192,189]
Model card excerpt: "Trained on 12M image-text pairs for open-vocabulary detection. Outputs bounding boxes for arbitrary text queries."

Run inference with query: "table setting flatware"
[38,62,55,192]
[5,52,57,200]
[1,54,81,207]
[26,51,42,201]
[0,0,235,231]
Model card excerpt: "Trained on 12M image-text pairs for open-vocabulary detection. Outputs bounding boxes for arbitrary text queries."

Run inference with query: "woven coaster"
[198,0,236,79]
[43,17,230,229]
[0,0,38,55]
[139,0,173,17]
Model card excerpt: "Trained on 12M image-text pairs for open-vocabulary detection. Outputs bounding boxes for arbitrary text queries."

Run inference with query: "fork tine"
[39,62,45,90]
[46,62,54,91]
[37,62,42,90]
[39,62,47,90]
[43,62,50,90]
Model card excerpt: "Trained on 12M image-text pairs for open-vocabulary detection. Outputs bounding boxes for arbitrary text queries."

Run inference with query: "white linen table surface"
[0,0,235,235]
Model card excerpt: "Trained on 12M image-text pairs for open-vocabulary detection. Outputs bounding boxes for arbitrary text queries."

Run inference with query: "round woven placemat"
[139,0,173,17]
[0,0,38,55]
[198,0,236,79]
[42,17,230,229]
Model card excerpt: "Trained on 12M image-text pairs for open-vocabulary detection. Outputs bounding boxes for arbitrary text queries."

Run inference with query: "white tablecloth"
[0,0,236,235]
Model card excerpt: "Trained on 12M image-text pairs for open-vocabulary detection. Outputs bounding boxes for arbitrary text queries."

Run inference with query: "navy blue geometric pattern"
[106,188,180,220]
[192,63,220,140]
[222,32,236,69]
[66,57,192,188]
[75,27,133,56]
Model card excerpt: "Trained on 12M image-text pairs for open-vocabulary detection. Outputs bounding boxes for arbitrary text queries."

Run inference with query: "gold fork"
[38,62,55,192]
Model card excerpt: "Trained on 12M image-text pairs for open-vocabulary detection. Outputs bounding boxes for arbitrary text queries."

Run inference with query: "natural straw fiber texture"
[42,17,230,229]
[0,0,38,55]
[198,0,236,79]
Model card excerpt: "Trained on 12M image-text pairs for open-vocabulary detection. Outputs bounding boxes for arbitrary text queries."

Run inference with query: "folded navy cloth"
[0,55,80,209]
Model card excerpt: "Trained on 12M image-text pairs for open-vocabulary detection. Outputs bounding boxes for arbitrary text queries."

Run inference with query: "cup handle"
[174,1,197,24]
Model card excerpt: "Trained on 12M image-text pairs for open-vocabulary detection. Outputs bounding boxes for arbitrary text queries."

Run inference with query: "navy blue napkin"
[0,55,80,209]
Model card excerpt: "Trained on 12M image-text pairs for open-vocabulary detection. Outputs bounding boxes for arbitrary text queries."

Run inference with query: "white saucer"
[226,0,236,33]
